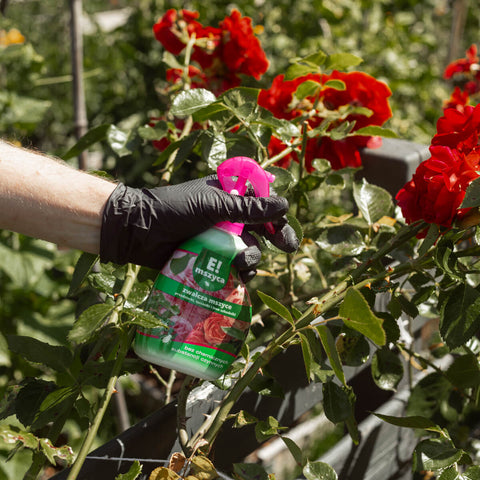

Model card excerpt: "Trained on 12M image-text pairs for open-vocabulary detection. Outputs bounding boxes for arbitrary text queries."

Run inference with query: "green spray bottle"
[134,157,275,380]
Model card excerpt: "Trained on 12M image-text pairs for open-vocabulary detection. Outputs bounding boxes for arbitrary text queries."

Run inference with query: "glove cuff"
[100,183,144,265]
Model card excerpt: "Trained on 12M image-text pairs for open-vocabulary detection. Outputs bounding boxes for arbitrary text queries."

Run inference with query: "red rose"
[153,9,202,55]
[444,44,478,79]
[258,73,324,120]
[320,71,392,130]
[260,71,392,170]
[218,9,269,79]
[396,146,480,229]
[432,105,480,154]
[185,322,208,346]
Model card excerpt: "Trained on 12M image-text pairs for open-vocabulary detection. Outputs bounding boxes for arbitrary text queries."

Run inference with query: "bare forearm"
[0,141,117,254]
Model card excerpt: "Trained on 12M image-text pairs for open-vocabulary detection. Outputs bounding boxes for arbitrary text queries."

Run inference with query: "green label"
[192,248,232,291]
[155,274,251,322]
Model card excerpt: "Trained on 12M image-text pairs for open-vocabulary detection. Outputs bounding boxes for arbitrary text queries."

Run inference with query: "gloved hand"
[100,175,299,281]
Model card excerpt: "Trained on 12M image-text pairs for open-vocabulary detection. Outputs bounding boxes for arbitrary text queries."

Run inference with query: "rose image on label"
[134,242,252,380]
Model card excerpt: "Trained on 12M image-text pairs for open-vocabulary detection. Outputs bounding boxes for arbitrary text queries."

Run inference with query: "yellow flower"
[0,28,26,47]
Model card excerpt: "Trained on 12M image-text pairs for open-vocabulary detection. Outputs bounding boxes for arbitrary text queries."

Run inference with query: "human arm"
[0,140,117,254]
[0,140,298,275]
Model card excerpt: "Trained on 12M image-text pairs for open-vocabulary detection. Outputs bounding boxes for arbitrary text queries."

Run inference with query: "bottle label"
[134,246,251,380]
[193,249,232,292]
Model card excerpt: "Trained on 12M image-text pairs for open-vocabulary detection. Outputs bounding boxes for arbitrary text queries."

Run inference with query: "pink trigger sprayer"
[134,157,276,380]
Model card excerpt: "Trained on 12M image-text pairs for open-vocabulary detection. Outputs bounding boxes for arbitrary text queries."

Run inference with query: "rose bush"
[4,6,480,480]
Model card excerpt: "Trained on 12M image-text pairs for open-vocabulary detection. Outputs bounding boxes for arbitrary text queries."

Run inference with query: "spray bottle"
[134,157,275,380]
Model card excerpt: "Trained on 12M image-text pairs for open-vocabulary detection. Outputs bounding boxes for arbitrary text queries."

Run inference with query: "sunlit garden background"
[2,1,480,479]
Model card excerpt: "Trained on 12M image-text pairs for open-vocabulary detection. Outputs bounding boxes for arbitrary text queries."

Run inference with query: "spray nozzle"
[216,156,276,235]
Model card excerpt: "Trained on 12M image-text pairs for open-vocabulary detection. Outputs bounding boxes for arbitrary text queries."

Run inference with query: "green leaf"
[171,88,217,117]
[316,325,346,385]
[295,80,321,99]
[115,461,142,480]
[0,425,74,465]
[68,303,114,344]
[68,252,98,297]
[353,126,398,138]
[31,386,78,430]
[374,413,441,432]
[339,288,386,346]
[418,224,440,257]
[315,224,366,256]
[440,284,480,349]
[407,372,450,418]
[413,438,465,472]
[201,131,227,170]
[464,466,480,479]
[322,381,352,423]
[267,166,296,195]
[353,179,394,225]
[257,290,294,326]
[285,63,319,81]
[107,124,135,157]
[298,332,314,382]
[137,122,168,141]
[62,124,110,160]
[325,52,363,70]
[371,348,404,391]
[461,176,480,208]
[0,332,11,367]
[446,353,480,389]
[255,416,286,442]
[6,335,73,373]
[123,308,167,329]
[323,79,346,91]
[303,460,338,480]
[281,436,305,467]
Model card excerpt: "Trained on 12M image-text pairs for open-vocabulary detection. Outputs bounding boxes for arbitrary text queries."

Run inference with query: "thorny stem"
[67,264,140,480]
[177,375,195,457]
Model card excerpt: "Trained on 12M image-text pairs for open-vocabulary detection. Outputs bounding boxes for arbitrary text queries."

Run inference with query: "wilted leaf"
[189,455,219,480]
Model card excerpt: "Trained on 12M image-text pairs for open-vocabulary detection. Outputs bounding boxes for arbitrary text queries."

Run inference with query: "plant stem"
[67,332,133,480]
[177,375,195,457]
[195,222,430,446]
[67,263,140,480]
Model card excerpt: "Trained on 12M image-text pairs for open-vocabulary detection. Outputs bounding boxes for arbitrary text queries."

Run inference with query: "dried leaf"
[169,452,186,473]
[149,467,181,480]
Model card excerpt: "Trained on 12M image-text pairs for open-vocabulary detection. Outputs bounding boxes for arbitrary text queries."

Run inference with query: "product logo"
[193,249,232,291]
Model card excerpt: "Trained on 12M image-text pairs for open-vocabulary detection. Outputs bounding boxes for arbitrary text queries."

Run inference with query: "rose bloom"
[153,9,203,55]
[218,9,269,79]
[396,145,480,229]
[431,104,480,154]
[172,316,193,342]
[444,86,470,112]
[444,44,479,80]
[184,322,208,345]
[259,71,392,171]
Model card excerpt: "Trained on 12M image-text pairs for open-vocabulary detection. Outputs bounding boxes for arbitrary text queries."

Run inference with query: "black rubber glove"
[100,175,299,280]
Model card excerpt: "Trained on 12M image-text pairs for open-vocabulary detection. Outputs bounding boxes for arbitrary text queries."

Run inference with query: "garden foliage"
[3,2,480,480]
